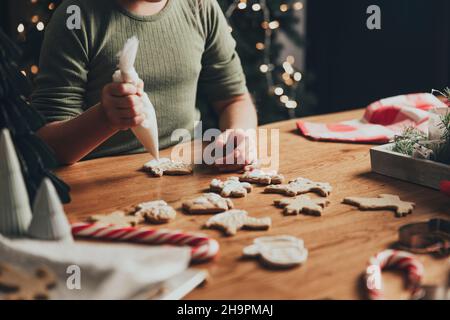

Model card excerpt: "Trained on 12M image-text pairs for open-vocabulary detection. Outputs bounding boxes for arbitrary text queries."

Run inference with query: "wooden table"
[56,109,450,300]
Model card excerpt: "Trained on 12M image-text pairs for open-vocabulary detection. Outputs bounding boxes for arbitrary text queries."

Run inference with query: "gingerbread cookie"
[240,169,285,185]
[131,200,177,224]
[88,211,143,227]
[243,236,308,268]
[182,193,234,214]
[210,177,252,198]
[265,177,332,197]
[204,210,271,236]
[343,194,415,217]
[143,158,192,177]
[274,195,330,216]
[0,263,56,300]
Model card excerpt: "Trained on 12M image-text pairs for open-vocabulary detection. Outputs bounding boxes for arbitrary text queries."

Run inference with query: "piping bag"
[112,37,159,160]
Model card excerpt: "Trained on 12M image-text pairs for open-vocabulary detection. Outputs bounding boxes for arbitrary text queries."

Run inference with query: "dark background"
[307,0,449,114]
[1,0,449,120]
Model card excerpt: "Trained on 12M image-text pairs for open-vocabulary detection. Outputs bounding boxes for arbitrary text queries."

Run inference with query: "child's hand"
[101,81,146,130]
[214,129,257,172]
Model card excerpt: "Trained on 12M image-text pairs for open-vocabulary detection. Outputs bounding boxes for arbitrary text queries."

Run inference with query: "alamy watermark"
[169,122,280,171]
[366,5,382,30]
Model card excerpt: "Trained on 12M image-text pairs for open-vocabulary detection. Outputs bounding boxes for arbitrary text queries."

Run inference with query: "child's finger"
[107,83,138,97]
[137,79,144,95]
[109,95,143,110]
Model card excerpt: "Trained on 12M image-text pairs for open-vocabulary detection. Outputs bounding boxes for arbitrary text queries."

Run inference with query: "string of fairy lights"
[225,0,304,112]
[14,0,305,113]
[16,0,58,77]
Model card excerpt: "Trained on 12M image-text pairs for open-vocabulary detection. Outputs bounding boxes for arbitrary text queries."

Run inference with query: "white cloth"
[0,235,190,299]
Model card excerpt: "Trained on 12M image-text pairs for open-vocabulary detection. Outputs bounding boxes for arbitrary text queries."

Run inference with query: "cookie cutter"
[398,219,450,255]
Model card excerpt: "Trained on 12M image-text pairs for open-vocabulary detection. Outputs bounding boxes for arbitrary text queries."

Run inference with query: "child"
[33,0,257,170]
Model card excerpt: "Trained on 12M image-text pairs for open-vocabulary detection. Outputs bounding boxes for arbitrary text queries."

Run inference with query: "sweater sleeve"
[31,0,91,123]
[198,0,248,102]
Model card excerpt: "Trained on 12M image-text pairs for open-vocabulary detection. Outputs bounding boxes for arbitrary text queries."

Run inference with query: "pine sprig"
[392,127,427,156]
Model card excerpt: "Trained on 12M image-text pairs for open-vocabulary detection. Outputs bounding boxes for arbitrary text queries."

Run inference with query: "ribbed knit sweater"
[31,0,247,159]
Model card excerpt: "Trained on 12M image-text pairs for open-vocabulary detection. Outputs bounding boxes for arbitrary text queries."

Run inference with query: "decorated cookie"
[240,169,285,185]
[210,177,252,198]
[274,195,330,216]
[243,236,308,268]
[265,177,332,197]
[132,200,177,224]
[143,158,192,177]
[343,194,415,217]
[88,211,143,227]
[182,193,234,214]
[0,263,56,300]
[204,209,271,236]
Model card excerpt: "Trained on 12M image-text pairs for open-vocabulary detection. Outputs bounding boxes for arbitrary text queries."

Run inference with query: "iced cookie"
[182,193,234,214]
[265,177,332,197]
[343,194,415,217]
[131,200,177,224]
[88,211,143,227]
[274,195,330,216]
[210,177,252,198]
[243,236,308,268]
[0,263,56,300]
[240,169,284,185]
[143,158,192,177]
[204,209,271,236]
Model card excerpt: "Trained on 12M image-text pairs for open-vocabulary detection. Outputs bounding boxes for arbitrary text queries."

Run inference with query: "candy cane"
[365,249,424,300]
[71,223,219,263]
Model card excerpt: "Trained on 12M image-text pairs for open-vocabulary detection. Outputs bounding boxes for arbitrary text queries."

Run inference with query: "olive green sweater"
[32,0,247,159]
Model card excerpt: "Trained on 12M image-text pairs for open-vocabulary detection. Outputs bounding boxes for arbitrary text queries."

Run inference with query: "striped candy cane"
[71,223,219,263]
[365,249,424,300]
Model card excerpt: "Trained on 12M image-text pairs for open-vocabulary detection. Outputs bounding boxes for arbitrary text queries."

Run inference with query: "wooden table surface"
[56,109,450,300]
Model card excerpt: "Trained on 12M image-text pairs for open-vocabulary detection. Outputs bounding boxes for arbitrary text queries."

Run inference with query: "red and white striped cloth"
[71,223,219,263]
[365,249,424,300]
[297,93,448,143]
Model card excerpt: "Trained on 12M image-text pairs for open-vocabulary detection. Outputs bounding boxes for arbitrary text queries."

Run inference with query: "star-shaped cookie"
[343,194,415,217]
[240,169,285,185]
[204,209,271,236]
[143,158,193,177]
[265,177,332,197]
[210,177,252,197]
[182,193,234,214]
[274,195,330,216]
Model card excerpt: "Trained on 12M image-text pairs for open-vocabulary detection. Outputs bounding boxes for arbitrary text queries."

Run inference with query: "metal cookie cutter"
[398,219,450,256]
[396,219,450,300]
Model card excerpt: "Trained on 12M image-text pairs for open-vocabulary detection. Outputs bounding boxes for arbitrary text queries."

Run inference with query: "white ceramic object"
[0,129,33,237]
[113,36,159,160]
[28,178,73,242]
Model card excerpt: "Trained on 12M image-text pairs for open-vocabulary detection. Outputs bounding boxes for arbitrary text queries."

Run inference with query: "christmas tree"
[0,28,71,204]
[14,0,310,124]
[218,0,311,123]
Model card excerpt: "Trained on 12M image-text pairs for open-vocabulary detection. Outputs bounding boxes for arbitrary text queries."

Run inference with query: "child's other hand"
[101,81,145,130]
[214,129,257,172]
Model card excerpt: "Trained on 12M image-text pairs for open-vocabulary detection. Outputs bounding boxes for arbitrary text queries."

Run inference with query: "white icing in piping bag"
[113,37,159,160]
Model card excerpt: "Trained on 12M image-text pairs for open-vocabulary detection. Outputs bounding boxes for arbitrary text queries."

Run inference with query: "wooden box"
[370,143,450,190]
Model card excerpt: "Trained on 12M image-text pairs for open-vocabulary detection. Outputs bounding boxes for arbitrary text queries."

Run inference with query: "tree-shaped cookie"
[274,195,330,216]
[204,210,271,236]
[265,177,332,197]
[240,169,285,185]
[343,194,415,217]
[131,200,177,224]
[210,177,252,197]
[143,158,193,177]
[88,211,143,227]
[182,193,234,214]
[0,263,56,300]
